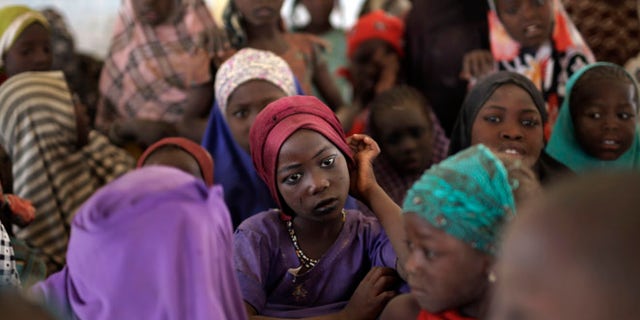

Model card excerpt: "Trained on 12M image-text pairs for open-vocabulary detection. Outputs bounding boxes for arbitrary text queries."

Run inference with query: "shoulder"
[380,293,421,320]
[236,209,285,239]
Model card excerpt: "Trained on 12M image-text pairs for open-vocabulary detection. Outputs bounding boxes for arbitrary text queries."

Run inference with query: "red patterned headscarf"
[249,96,354,211]
[138,137,214,186]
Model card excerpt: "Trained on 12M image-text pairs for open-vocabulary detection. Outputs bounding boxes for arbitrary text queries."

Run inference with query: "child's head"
[369,85,434,175]
[137,137,214,186]
[450,71,547,170]
[492,0,554,50]
[291,0,337,30]
[0,6,51,77]
[249,96,354,219]
[225,0,284,47]
[490,172,640,320]
[402,145,519,315]
[130,0,178,26]
[215,48,297,153]
[569,63,638,161]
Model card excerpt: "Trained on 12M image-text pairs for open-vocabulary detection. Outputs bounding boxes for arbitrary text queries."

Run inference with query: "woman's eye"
[283,173,302,185]
[484,115,501,123]
[321,156,336,167]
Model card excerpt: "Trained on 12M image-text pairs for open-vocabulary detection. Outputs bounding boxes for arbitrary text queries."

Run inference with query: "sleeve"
[233,227,272,313]
[364,218,398,269]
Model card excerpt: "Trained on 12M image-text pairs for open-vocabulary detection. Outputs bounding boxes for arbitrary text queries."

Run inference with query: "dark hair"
[223,1,247,48]
[368,85,433,139]
[569,64,638,116]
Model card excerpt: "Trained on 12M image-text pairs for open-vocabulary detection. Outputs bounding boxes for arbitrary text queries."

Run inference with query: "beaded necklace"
[286,209,346,269]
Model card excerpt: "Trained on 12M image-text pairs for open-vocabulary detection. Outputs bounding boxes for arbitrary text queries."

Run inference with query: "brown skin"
[73,96,91,149]
[297,0,335,34]
[176,81,215,143]
[471,84,545,170]
[571,79,637,161]
[2,23,52,77]
[131,0,178,26]
[225,80,287,153]
[141,147,204,181]
[348,40,400,107]
[494,0,554,50]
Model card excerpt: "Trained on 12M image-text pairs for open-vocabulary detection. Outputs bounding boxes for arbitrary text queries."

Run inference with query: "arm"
[176,81,214,143]
[312,60,345,112]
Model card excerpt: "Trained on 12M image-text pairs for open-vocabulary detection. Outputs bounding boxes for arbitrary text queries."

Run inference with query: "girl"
[381,144,536,320]
[224,0,344,111]
[450,71,569,184]
[137,137,214,186]
[201,48,299,227]
[32,167,247,320]
[97,0,220,146]
[546,62,640,171]
[237,95,407,319]
[0,71,134,271]
[462,0,595,138]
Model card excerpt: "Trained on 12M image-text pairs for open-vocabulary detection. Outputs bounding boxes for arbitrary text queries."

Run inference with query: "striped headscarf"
[0,5,48,69]
[215,48,297,114]
[403,144,516,255]
[0,71,134,267]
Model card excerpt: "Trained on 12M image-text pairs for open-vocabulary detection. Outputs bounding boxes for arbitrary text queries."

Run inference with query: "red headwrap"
[346,9,405,59]
[137,137,214,186]
[249,96,354,211]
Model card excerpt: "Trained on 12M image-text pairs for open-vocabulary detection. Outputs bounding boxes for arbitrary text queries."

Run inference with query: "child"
[224,0,344,111]
[32,167,247,320]
[201,48,298,227]
[359,86,449,215]
[137,137,214,186]
[236,95,407,318]
[381,144,537,320]
[462,0,595,138]
[450,71,569,184]
[490,172,640,319]
[97,0,219,146]
[546,62,640,171]
[0,71,134,271]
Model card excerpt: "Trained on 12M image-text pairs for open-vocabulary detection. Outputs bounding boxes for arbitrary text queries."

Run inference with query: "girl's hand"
[460,49,495,83]
[347,134,381,202]
[340,267,398,320]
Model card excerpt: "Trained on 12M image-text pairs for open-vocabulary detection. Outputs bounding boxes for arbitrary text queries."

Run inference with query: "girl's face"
[471,84,544,169]
[276,129,349,221]
[371,102,433,175]
[234,0,284,27]
[404,213,491,314]
[132,0,177,26]
[226,80,287,153]
[143,147,204,181]
[495,0,554,50]
[571,79,637,161]
[2,23,51,77]
[349,40,399,104]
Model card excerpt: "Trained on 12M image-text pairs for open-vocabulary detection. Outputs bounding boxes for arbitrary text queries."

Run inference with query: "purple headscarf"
[31,167,247,320]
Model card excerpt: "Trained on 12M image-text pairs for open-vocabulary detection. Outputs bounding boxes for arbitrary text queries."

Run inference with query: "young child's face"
[403,213,490,314]
[471,84,544,169]
[2,23,51,77]
[571,79,637,160]
[132,0,176,26]
[495,0,554,50]
[276,129,349,220]
[372,102,433,175]
[234,0,284,26]
[349,39,399,104]
[143,147,204,181]
[226,80,287,154]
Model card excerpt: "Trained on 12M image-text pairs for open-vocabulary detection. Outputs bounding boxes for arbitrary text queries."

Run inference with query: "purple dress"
[235,209,397,318]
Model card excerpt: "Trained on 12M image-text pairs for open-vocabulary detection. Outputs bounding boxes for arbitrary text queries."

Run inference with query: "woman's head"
[491,0,554,50]
[215,48,297,153]
[451,71,546,170]
[402,145,517,314]
[369,85,434,175]
[130,0,179,26]
[249,96,353,218]
[0,5,51,77]
[137,137,214,186]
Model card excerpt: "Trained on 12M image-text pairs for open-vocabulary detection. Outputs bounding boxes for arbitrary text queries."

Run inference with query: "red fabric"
[417,309,476,320]
[137,137,214,186]
[249,96,354,211]
[347,10,405,58]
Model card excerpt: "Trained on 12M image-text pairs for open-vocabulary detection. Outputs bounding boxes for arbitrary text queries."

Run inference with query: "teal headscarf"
[546,62,640,172]
[402,144,516,256]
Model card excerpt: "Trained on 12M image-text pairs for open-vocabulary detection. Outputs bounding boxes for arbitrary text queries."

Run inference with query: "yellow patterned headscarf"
[0,5,49,68]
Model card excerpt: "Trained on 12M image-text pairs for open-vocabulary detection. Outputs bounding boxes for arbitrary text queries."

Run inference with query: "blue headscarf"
[402,144,516,256]
[546,62,640,172]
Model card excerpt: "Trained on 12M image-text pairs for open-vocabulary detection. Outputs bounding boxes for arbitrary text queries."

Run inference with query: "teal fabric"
[546,62,640,172]
[402,144,516,256]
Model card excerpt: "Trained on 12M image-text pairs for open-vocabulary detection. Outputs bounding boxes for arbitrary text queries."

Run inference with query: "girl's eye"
[618,112,634,120]
[320,155,336,168]
[589,112,601,119]
[232,109,249,119]
[484,115,502,123]
[283,173,302,185]
[521,119,540,127]
[425,249,438,260]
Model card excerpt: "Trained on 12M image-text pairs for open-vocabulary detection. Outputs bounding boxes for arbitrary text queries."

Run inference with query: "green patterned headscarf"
[546,62,640,172]
[403,144,516,256]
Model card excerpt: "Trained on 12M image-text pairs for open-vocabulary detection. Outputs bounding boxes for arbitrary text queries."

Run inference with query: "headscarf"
[137,137,214,186]
[215,48,297,114]
[449,71,547,155]
[546,62,640,171]
[346,9,405,59]
[96,0,218,131]
[488,0,594,138]
[0,5,49,69]
[31,167,247,320]
[249,96,354,213]
[0,71,134,267]
[403,144,516,255]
